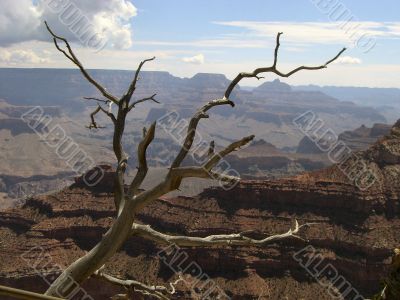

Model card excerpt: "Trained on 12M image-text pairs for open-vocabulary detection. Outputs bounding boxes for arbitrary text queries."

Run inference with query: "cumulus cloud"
[182,54,205,64]
[0,49,51,65]
[0,0,42,46]
[0,0,137,49]
[334,56,362,65]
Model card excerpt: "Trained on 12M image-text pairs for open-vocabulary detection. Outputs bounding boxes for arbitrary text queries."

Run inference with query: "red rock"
[0,121,399,299]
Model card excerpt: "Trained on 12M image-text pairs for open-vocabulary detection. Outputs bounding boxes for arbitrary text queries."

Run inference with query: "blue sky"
[0,0,399,87]
[132,0,400,35]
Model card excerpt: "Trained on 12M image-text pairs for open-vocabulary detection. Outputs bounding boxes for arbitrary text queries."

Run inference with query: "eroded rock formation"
[0,122,399,299]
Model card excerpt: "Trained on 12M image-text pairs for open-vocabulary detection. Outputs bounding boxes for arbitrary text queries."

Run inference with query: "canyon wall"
[0,122,399,299]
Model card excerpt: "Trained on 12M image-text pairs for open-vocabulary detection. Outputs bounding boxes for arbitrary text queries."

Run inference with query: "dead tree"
[43,22,345,299]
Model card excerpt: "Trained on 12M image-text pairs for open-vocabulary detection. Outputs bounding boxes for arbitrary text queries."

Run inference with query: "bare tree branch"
[44,22,154,210]
[87,105,116,129]
[128,122,156,197]
[172,134,253,181]
[128,94,159,111]
[207,140,215,158]
[124,57,156,104]
[224,33,346,99]
[132,220,311,247]
[44,21,119,104]
[83,97,110,104]
[87,106,104,129]
[169,33,345,173]
[273,32,283,68]
[130,135,254,211]
[167,135,255,188]
[170,98,234,169]
[94,267,172,300]
[204,135,254,170]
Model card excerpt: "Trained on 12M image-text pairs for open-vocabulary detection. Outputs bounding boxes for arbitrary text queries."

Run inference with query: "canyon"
[0,119,399,299]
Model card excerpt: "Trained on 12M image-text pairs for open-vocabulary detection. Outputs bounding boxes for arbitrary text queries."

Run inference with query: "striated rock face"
[0,99,61,119]
[0,99,60,136]
[297,122,392,154]
[0,122,399,299]
[0,173,74,203]
[224,139,330,179]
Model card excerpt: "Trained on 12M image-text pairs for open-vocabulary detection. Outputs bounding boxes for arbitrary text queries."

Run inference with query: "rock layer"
[0,122,400,299]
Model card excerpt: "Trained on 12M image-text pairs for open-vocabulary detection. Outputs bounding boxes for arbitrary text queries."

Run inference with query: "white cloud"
[135,21,400,51]
[0,0,137,49]
[0,0,42,46]
[182,54,205,64]
[135,39,271,49]
[0,40,192,69]
[334,56,362,65]
[0,48,51,65]
[213,21,400,46]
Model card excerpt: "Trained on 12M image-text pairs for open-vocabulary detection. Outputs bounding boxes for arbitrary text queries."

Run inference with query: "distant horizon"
[0,66,399,90]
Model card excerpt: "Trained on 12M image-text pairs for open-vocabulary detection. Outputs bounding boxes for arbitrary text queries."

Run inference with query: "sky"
[0,0,399,87]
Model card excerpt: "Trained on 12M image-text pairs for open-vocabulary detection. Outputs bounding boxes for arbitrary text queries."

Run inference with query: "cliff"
[0,121,399,299]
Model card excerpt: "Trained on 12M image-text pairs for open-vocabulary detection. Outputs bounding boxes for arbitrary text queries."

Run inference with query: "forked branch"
[130,135,255,210]
[87,105,116,129]
[132,220,312,247]
[128,94,159,111]
[170,98,234,169]
[224,33,346,98]
[169,135,256,186]
[204,135,254,170]
[124,57,156,103]
[170,32,345,172]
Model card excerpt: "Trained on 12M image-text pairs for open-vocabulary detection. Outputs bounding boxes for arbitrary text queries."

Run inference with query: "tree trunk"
[45,203,133,298]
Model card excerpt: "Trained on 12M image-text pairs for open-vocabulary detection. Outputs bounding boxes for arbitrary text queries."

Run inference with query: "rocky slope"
[0,70,390,206]
[225,139,329,179]
[0,99,115,205]
[297,122,392,154]
[0,121,399,299]
[0,68,386,149]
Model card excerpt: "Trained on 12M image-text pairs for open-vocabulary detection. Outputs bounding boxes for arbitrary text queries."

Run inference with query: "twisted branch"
[204,135,254,170]
[94,267,173,300]
[128,122,156,197]
[224,33,346,99]
[128,94,159,111]
[130,135,254,211]
[169,32,345,174]
[44,21,119,104]
[132,220,311,247]
[170,98,234,169]
[87,105,116,129]
[124,57,156,103]
[84,97,111,105]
